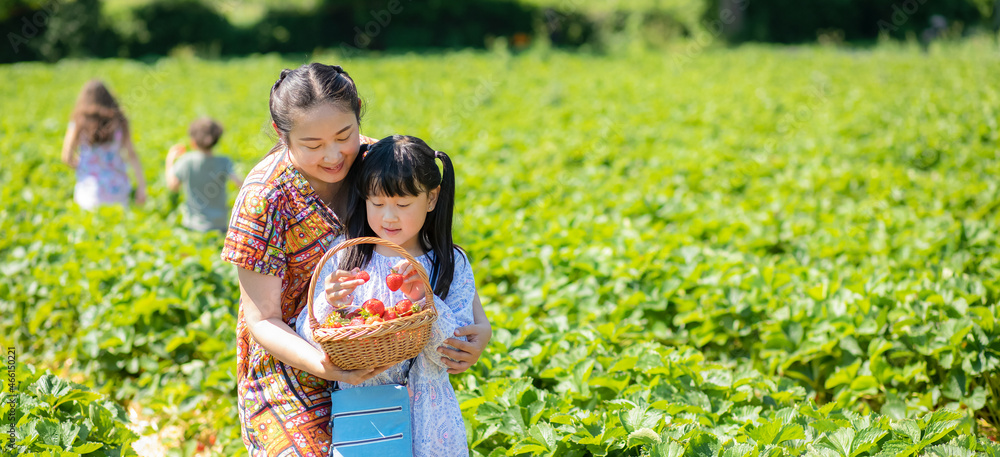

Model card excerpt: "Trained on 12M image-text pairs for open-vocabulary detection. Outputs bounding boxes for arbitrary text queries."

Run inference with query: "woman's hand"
[439,322,491,374]
[314,351,393,383]
[325,268,366,309]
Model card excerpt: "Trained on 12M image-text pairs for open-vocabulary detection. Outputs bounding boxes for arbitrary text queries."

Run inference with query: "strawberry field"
[2,39,1000,456]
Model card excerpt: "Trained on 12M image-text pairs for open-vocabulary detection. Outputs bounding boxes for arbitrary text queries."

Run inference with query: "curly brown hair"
[71,80,127,145]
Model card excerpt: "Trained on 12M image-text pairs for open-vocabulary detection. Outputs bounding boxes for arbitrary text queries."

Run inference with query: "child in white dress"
[61,80,147,209]
[296,135,474,457]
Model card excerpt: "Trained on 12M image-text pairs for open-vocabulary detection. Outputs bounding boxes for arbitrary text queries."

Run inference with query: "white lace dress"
[295,237,475,457]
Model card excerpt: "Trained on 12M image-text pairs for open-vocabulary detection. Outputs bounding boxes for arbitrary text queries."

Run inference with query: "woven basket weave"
[307,237,437,370]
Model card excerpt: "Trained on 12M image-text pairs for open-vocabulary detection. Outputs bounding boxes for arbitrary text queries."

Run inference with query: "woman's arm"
[61,122,80,168]
[121,127,147,205]
[238,267,388,384]
[438,292,492,374]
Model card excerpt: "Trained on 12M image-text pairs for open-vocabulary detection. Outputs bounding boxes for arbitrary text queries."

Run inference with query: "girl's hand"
[391,259,426,301]
[134,186,147,205]
[325,268,366,309]
[439,323,491,374]
[62,155,79,169]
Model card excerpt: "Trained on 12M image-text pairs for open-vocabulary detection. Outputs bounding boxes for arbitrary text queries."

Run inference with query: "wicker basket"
[307,236,437,370]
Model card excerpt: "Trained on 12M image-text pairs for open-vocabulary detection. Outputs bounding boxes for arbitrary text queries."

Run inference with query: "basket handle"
[307,237,436,331]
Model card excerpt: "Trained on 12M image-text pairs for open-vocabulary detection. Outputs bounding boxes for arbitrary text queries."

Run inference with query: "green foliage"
[702,0,989,43]
[0,365,139,455]
[1,41,999,455]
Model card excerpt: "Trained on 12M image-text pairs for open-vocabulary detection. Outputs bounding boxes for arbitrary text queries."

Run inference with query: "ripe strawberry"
[365,315,384,325]
[363,298,385,317]
[384,309,398,321]
[394,299,414,317]
[346,308,361,319]
[349,316,365,326]
[386,268,404,291]
[357,271,370,283]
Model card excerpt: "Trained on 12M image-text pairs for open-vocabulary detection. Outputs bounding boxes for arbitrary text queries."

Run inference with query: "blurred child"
[61,79,147,209]
[165,117,242,233]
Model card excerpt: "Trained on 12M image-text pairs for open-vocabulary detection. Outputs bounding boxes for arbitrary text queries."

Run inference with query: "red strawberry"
[365,315,384,325]
[386,269,404,291]
[395,299,414,317]
[357,271,370,283]
[363,298,385,317]
[384,309,398,321]
[346,308,362,319]
[349,316,365,326]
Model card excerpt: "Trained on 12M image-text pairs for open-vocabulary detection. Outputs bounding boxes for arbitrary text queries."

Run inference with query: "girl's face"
[367,187,440,255]
[285,103,361,190]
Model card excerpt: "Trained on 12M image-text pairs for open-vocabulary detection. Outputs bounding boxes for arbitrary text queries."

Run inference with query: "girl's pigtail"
[428,150,456,299]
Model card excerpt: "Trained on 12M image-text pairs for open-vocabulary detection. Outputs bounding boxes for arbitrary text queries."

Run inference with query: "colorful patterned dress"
[221,139,373,457]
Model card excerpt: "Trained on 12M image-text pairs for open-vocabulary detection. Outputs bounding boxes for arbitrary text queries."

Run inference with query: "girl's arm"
[164,144,184,192]
[238,267,389,384]
[121,126,147,205]
[438,293,492,374]
[61,122,80,168]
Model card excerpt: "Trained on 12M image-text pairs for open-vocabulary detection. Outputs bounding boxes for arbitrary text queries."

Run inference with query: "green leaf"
[892,420,921,444]
[71,442,105,453]
[849,376,880,391]
[608,356,638,373]
[922,444,976,457]
[619,406,661,434]
[627,428,661,447]
[851,427,888,457]
[649,441,685,457]
[529,422,557,451]
[820,427,854,457]
[51,391,101,410]
[722,442,756,457]
[688,432,721,457]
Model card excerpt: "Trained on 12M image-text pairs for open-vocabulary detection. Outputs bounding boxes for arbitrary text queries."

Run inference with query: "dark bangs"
[360,138,426,198]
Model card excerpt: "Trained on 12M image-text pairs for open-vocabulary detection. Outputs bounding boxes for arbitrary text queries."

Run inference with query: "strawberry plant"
[1,38,998,455]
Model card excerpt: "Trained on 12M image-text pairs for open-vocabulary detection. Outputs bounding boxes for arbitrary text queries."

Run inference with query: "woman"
[221,63,492,455]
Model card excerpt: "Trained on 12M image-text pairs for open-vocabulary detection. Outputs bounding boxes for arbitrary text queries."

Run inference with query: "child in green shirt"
[165,117,243,233]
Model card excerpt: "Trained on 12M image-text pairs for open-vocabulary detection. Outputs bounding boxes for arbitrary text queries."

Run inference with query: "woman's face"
[284,103,361,188]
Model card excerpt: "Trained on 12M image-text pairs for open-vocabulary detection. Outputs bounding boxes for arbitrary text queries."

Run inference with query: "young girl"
[61,79,147,209]
[296,135,474,457]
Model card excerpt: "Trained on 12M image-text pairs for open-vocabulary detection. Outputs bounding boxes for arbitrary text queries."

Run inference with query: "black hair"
[340,135,460,299]
[267,63,364,155]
